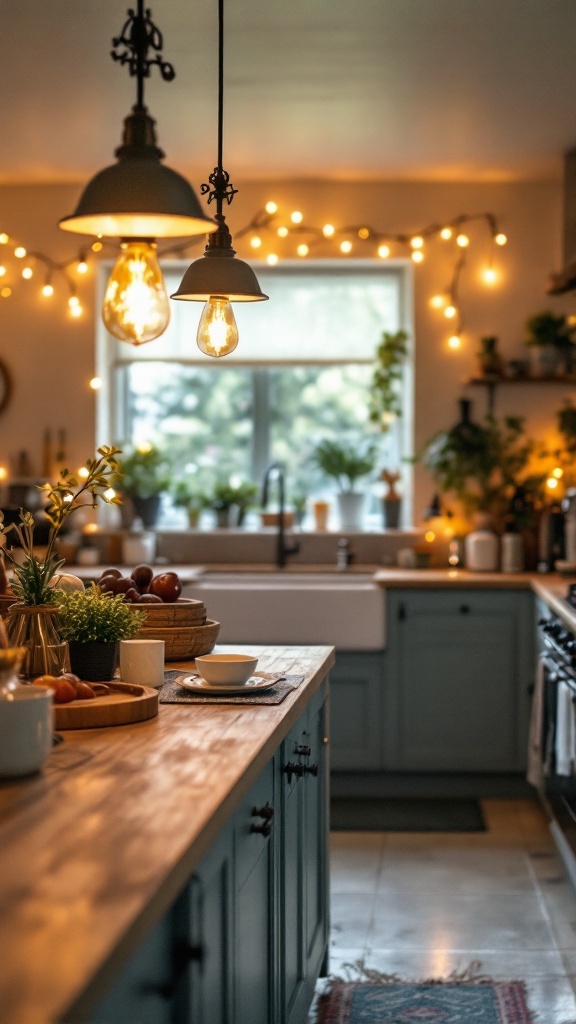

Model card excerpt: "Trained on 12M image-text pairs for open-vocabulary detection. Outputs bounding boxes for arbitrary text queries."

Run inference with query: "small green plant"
[368,329,409,430]
[525,311,574,349]
[114,444,171,499]
[0,446,122,605]
[55,584,146,643]
[172,479,210,515]
[311,438,377,493]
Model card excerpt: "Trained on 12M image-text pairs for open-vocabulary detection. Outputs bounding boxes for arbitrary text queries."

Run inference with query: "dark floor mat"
[330,797,486,832]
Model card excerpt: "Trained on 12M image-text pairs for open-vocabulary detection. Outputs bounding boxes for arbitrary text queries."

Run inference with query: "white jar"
[501,531,524,574]
[464,524,499,572]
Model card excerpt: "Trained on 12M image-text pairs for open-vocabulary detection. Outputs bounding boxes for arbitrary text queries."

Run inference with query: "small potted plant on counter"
[55,584,146,681]
[311,437,377,530]
[172,479,210,528]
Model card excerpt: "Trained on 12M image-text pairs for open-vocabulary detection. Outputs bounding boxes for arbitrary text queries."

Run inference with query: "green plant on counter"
[55,584,145,643]
[232,481,259,525]
[114,444,171,499]
[368,329,409,430]
[311,437,378,493]
[0,446,122,605]
[172,480,210,516]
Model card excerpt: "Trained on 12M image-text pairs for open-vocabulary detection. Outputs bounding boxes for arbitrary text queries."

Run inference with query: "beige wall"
[0,179,573,524]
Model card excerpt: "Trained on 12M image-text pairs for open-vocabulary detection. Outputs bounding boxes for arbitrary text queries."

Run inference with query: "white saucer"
[177,673,281,695]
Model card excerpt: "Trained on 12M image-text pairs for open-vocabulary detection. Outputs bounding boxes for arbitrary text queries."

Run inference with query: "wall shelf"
[466,375,576,413]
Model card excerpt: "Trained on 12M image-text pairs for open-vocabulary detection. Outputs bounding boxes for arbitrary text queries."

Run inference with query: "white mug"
[120,639,165,688]
[0,685,53,778]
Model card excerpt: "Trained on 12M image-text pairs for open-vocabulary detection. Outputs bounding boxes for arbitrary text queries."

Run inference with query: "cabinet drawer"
[235,759,275,890]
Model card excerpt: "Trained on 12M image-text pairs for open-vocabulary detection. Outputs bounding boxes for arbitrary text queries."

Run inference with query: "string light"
[21,267,33,280]
[0,206,507,348]
[552,466,564,479]
[89,377,102,390]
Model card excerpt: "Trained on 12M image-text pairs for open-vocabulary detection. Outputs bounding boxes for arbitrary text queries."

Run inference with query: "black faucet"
[261,462,300,569]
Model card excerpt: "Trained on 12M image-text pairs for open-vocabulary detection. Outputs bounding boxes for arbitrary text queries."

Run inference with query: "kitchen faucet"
[261,462,300,569]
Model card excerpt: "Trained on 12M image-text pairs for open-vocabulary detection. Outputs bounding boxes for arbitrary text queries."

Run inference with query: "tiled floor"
[320,799,576,1022]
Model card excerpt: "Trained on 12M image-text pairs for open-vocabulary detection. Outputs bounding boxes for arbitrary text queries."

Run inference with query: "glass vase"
[6,604,69,678]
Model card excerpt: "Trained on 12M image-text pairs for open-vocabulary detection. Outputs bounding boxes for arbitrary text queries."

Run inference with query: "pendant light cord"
[217,0,224,182]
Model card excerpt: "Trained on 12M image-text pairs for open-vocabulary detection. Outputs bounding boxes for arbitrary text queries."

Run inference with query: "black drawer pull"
[304,763,318,776]
[296,743,311,757]
[145,943,204,999]
[252,802,274,821]
[283,761,304,783]
[459,604,470,614]
[250,821,272,837]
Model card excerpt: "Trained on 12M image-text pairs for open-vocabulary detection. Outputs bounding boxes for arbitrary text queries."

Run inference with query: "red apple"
[131,564,154,593]
[149,572,182,603]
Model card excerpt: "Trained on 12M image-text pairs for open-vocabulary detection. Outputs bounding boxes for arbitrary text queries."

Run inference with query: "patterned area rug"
[316,963,534,1023]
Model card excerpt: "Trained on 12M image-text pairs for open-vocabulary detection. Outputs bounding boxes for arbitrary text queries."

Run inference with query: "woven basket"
[131,598,206,628]
[139,619,220,660]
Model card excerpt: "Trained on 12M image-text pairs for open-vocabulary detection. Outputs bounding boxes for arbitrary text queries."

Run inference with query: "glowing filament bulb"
[102,241,170,346]
[290,211,303,224]
[89,376,102,390]
[250,236,262,249]
[92,240,103,253]
[340,240,352,254]
[0,266,6,277]
[265,201,278,214]
[546,476,559,490]
[0,233,9,245]
[77,260,88,274]
[378,245,390,259]
[440,227,452,240]
[411,250,424,263]
[14,246,26,259]
[444,304,457,319]
[448,334,461,349]
[297,243,309,257]
[277,226,289,238]
[21,266,33,280]
[323,224,335,238]
[1,287,11,298]
[410,236,424,249]
[358,227,370,240]
[495,232,507,246]
[78,466,90,479]
[456,233,469,248]
[267,254,279,265]
[552,467,564,479]
[42,283,54,297]
[196,296,238,358]
[430,295,445,309]
[482,267,497,285]
[103,487,116,501]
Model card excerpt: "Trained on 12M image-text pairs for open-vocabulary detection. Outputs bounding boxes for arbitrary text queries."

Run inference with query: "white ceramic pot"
[337,492,365,530]
[464,527,500,572]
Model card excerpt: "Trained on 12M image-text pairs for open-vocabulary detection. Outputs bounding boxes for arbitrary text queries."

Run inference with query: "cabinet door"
[386,589,534,772]
[329,653,383,770]
[188,826,235,1024]
[89,894,188,1024]
[280,683,330,1024]
[234,760,276,1024]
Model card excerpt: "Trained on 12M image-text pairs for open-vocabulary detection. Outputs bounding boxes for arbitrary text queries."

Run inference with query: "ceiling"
[1,0,576,186]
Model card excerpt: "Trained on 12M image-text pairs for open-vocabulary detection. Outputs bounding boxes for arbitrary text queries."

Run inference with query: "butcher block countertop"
[0,644,335,1024]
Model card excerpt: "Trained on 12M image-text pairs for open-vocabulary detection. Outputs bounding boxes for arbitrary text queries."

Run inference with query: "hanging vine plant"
[368,330,409,431]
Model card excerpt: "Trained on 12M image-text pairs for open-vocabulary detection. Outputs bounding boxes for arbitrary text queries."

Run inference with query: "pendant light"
[171,0,268,358]
[59,1,216,345]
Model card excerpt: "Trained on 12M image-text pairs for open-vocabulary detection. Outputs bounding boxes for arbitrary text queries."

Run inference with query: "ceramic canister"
[464,525,500,572]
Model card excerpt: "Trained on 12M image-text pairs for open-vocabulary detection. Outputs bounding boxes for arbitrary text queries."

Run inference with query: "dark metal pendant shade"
[59,110,216,239]
[171,215,268,302]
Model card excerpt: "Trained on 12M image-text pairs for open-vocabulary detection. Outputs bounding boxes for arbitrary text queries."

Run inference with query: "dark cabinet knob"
[250,821,272,837]
[459,604,470,614]
[304,763,318,776]
[283,761,304,783]
[296,744,311,757]
[252,802,274,821]
[144,942,204,1000]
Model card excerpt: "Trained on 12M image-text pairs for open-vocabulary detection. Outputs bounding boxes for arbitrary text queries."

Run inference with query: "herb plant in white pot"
[311,438,377,530]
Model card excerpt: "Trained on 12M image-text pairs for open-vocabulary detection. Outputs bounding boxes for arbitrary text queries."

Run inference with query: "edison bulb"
[102,241,170,346]
[197,296,238,358]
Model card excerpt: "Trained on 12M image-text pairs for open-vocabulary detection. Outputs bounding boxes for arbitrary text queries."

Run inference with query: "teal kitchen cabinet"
[281,684,329,1024]
[384,588,534,772]
[329,652,384,770]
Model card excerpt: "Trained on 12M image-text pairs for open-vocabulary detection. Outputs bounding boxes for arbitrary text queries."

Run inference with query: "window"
[97,260,413,526]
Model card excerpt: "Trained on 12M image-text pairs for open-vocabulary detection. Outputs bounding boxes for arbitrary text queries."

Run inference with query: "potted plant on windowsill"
[1,447,122,677]
[114,444,171,528]
[311,437,377,530]
[172,480,210,528]
[55,584,146,681]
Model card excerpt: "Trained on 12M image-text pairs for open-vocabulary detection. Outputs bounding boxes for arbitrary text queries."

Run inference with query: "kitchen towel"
[555,679,576,776]
[159,670,305,705]
[526,657,545,788]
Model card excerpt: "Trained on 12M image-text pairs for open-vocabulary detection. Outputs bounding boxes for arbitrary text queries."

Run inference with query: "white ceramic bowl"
[195,653,258,685]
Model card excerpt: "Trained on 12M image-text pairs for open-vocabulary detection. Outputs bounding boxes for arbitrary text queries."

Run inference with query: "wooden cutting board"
[54,682,159,730]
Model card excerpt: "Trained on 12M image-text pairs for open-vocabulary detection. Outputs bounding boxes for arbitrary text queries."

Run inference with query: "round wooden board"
[54,682,159,730]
